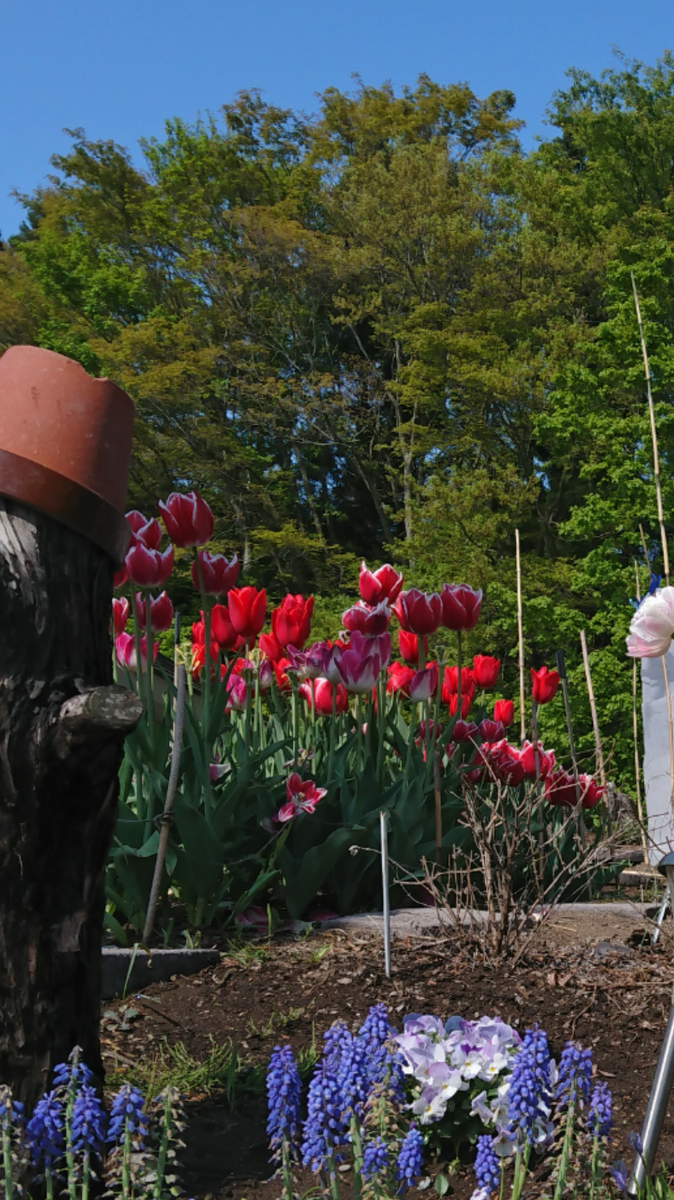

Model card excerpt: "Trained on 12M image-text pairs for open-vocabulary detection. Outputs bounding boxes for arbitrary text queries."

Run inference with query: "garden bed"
[101,903,674,1199]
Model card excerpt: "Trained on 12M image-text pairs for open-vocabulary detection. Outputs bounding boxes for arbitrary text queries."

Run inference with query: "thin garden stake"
[579,629,607,794]
[556,649,591,897]
[433,746,443,865]
[632,273,670,585]
[143,664,187,943]
[515,528,526,745]
[380,810,391,979]
[632,562,648,855]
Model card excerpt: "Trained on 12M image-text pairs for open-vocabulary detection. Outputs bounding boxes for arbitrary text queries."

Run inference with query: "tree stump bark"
[0,498,141,1108]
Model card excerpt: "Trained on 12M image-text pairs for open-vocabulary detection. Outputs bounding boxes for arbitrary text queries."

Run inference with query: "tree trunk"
[0,498,141,1109]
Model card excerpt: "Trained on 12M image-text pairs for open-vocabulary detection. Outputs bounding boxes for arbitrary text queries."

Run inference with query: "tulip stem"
[456,631,462,724]
[194,551,212,743]
[130,592,144,703]
[144,592,155,745]
[328,686,337,779]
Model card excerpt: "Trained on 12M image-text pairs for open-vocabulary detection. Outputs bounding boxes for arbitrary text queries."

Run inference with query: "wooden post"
[515,529,526,745]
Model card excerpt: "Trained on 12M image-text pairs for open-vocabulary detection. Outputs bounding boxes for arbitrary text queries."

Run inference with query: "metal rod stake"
[380,810,391,980]
[629,861,674,1192]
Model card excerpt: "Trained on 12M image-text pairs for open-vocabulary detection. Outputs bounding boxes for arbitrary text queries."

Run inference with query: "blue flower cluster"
[506,1025,551,1144]
[108,1085,148,1147]
[395,1125,424,1188]
[270,1005,423,1193]
[556,1042,593,1106]
[363,1136,389,1179]
[70,1085,107,1155]
[587,1082,612,1140]
[27,1090,63,1167]
[266,1045,301,1165]
[473,1133,501,1195]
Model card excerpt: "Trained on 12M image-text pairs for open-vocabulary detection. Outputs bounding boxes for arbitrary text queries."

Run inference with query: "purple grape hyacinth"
[362,1135,389,1179]
[506,1026,551,1144]
[396,1125,424,1190]
[108,1085,148,1147]
[587,1082,612,1139]
[70,1085,107,1155]
[473,1134,501,1195]
[556,1042,593,1106]
[301,1061,344,1173]
[266,1045,301,1166]
[26,1090,64,1167]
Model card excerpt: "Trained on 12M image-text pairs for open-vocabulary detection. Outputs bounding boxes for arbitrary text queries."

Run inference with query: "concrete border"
[101,947,219,999]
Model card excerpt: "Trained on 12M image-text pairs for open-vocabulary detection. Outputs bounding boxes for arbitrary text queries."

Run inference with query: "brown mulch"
[101,907,674,1200]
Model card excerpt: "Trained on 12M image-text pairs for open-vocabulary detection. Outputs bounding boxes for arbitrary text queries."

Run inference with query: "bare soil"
[101,901,674,1200]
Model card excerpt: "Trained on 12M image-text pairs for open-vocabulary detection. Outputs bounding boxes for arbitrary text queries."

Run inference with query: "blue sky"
[1,0,672,238]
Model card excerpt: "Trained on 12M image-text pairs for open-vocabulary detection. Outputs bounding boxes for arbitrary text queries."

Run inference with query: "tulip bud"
[271,594,314,649]
[394,589,443,636]
[359,561,404,606]
[397,629,427,666]
[452,719,479,743]
[440,583,482,632]
[409,663,438,703]
[135,590,174,633]
[112,597,129,637]
[125,511,163,549]
[472,655,500,690]
[228,586,267,642]
[192,550,239,595]
[125,542,174,589]
[530,666,560,704]
[342,600,391,637]
[493,699,514,727]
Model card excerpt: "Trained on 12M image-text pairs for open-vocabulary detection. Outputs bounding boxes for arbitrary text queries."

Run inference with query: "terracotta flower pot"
[0,346,134,563]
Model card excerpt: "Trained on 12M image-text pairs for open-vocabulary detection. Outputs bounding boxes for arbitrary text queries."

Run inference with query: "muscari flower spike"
[473,1133,501,1195]
[266,1045,301,1165]
[70,1084,107,1155]
[587,1081,612,1140]
[301,1061,344,1173]
[26,1090,64,1167]
[396,1125,424,1190]
[108,1085,148,1147]
[506,1025,551,1144]
[362,1135,389,1180]
[556,1041,593,1106]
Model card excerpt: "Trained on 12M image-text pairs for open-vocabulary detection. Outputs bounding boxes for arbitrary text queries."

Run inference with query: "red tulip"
[520,740,556,780]
[192,550,239,595]
[228,586,267,642]
[449,693,473,719]
[545,769,603,810]
[342,600,391,637]
[493,699,514,727]
[394,589,443,636]
[299,676,349,716]
[135,590,174,633]
[452,719,479,743]
[273,657,292,693]
[409,663,439,703]
[112,597,129,636]
[191,640,219,681]
[472,655,500,689]
[271,594,314,649]
[478,718,506,743]
[158,491,214,548]
[578,774,604,810]
[485,741,526,786]
[530,666,560,704]
[276,773,327,822]
[210,604,241,651]
[126,510,163,550]
[440,584,483,632]
[386,662,415,696]
[359,561,404,606]
[441,666,475,704]
[115,631,158,673]
[397,629,428,666]
[125,542,174,589]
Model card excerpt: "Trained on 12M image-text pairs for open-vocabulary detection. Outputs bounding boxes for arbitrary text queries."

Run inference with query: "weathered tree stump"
[0,498,141,1107]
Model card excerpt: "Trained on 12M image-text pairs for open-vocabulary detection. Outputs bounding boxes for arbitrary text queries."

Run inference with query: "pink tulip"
[322,643,344,684]
[209,758,230,782]
[336,643,383,694]
[135,590,174,633]
[192,550,239,595]
[288,642,328,680]
[348,630,391,669]
[394,589,443,636]
[112,597,129,636]
[225,674,248,713]
[276,773,327,822]
[358,561,404,606]
[125,542,174,589]
[258,658,274,691]
[342,600,391,637]
[115,631,158,673]
[158,491,214,548]
[409,663,438,703]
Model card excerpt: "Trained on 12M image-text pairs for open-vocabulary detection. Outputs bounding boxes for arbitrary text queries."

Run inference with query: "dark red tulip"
[452,720,479,743]
[135,590,174,633]
[342,600,391,637]
[478,719,506,743]
[394,589,443,636]
[440,584,483,632]
[192,550,239,595]
[125,542,174,589]
[158,491,213,548]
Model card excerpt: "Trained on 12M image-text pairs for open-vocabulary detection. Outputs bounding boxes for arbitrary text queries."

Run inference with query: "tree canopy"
[4,53,674,790]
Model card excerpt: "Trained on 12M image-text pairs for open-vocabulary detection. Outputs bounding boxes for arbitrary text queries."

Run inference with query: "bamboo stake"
[632,563,648,856]
[632,274,670,585]
[515,529,526,745]
[143,664,187,943]
[580,629,607,794]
